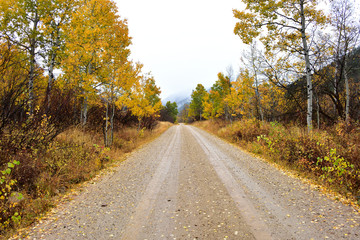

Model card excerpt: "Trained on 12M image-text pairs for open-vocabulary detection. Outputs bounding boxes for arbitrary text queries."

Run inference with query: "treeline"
[159,101,178,123]
[184,0,360,127]
[0,0,162,234]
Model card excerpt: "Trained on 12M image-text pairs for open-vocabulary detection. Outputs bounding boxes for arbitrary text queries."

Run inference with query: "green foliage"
[0,159,22,232]
[160,101,178,123]
[317,148,357,187]
[165,101,178,119]
[257,122,360,195]
[257,135,277,154]
[0,111,57,234]
[189,84,207,121]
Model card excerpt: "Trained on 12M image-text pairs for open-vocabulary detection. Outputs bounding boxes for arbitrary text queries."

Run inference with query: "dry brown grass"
[1,122,172,239]
[193,119,360,205]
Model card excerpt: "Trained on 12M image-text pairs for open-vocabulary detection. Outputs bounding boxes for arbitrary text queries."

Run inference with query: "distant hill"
[162,92,191,111]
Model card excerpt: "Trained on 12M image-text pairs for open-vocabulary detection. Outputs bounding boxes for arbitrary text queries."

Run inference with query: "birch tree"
[330,0,359,122]
[128,73,162,130]
[62,0,122,125]
[233,0,327,131]
[0,0,49,114]
[240,42,265,121]
[99,10,131,147]
[226,69,255,119]
[41,0,79,111]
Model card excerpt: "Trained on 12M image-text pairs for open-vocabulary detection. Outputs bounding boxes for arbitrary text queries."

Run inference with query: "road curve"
[18,125,360,239]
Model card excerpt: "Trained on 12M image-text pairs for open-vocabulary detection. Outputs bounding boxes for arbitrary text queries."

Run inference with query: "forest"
[0,0,165,236]
[1,0,360,237]
[182,0,360,207]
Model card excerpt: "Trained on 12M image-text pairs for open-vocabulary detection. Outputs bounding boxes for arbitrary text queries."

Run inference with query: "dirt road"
[19,125,360,239]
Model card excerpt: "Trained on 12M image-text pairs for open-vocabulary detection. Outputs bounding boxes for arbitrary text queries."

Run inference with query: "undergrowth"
[193,119,360,204]
[0,121,171,239]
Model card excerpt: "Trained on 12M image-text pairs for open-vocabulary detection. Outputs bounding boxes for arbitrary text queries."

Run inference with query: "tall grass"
[194,119,360,202]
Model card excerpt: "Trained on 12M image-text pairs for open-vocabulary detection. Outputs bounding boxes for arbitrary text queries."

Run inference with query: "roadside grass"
[0,121,172,239]
[193,119,360,206]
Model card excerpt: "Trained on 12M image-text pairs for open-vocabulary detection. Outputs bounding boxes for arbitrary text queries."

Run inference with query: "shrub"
[0,159,23,232]
[0,112,56,234]
[0,121,171,237]
[195,119,360,199]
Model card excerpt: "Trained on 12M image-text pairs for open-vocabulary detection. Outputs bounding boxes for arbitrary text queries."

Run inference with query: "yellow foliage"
[127,72,162,122]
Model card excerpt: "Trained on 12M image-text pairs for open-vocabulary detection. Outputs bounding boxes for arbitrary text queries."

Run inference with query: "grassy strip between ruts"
[192,119,360,208]
[1,122,172,239]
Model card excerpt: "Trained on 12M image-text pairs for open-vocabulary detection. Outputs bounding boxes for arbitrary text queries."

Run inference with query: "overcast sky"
[114,0,246,100]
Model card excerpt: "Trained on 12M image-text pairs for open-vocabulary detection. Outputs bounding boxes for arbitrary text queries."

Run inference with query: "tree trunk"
[110,102,115,146]
[250,43,264,121]
[28,11,40,115]
[316,94,320,129]
[138,118,142,131]
[45,26,61,112]
[254,73,264,121]
[104,101,109,147]
[45,51,55,112]
[344,58,350,122]
[333,66,338,117]
[81,62,93,126]
[81,96,88,126]
[29,45,35,115]
[333,25,342,118]
[300,0,313,132]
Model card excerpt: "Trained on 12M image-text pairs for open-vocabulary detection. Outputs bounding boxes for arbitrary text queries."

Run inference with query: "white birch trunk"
[250,44,264,121]
[28,11,40,115]
[300,0,313,132]
[81,97,88,126]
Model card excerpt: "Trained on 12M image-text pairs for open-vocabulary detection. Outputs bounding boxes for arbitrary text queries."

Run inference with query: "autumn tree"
[233,0,327,131]
[228,69,255,119]
[189,83,207,121]
[240,42,266,120]
[330,0,359,122]
[41,0,79,111]
[98,12,131,147]
[128,73,162,130]
[0,42,29,132]
[61,0,122,125]
[0,0,51,114]
[202,73,231,120]
[178,104,191,123]
[260,79,287,121]
[101,62,135,147]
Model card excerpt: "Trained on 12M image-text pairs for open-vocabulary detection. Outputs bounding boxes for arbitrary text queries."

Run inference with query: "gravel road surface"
[17,125,360,239]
